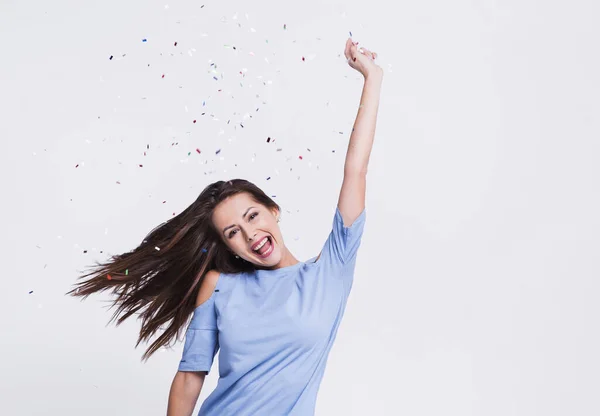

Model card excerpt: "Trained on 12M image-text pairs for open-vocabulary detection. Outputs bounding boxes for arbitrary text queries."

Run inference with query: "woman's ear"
[271,207,280,222]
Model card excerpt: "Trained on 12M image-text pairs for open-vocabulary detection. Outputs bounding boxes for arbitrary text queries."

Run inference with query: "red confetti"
[196,148,201,154]
[107,274,112,280]
[174,41,177,46]
[299,155,303,160]
[139,164,143,167]
[162,74,165,78]
[302,56,305,61]
[75,164,79,168]
[193,120,196,123]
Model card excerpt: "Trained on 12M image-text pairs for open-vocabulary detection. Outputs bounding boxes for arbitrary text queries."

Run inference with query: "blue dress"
[178,206,367,415]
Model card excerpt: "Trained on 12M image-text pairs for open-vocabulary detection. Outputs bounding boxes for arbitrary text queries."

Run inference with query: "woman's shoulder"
[195,270,222,308]
[196,268,250,306]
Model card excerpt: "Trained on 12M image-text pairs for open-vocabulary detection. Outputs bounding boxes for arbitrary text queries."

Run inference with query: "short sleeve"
[177,297,219,374]
[322,205,366,266]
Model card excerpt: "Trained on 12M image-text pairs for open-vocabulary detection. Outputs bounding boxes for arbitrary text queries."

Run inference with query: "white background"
[1,0,599,415]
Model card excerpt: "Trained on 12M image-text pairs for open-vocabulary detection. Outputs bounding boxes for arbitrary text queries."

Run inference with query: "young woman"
[67,38,382,415]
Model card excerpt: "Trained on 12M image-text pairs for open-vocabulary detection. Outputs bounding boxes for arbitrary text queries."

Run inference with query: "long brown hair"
[65,179,280,362]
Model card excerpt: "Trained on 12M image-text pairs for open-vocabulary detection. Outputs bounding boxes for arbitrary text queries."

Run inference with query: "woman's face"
[212,192,284,268]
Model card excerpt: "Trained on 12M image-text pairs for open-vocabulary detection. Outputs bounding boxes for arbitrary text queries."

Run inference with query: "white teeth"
[253,237,269,251]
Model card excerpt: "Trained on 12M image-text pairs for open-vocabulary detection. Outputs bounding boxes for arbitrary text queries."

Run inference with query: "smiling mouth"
[252,236,274,258]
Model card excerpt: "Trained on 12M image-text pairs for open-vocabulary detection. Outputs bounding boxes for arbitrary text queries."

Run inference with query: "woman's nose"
[245,229,257,241]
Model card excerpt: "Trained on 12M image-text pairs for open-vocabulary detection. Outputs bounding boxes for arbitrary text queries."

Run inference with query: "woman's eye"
[228,213,259,238]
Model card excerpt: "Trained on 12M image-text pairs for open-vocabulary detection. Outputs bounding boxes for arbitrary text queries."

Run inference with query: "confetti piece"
[202,248,208,253]
[299,156,303,160]
[349,31,353,37]
[125,269,129,275]
[29,291,33,294]
[107,274,112,280]
[193,120,196,123]
[174,41,177,46]
[109,56,113,60]
[142,39,147,42]
[284,24,287,30]
[302,57,305,61]
[75,164,79,168]
[162,74,165,78]
[139,164,143,167]
[196,148,201,154]
[155,246,161,251]
[216,149,221,155]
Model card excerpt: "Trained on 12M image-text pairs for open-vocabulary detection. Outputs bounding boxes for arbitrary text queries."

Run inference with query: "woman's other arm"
[166,371,206,416]
[167,270,220,415]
